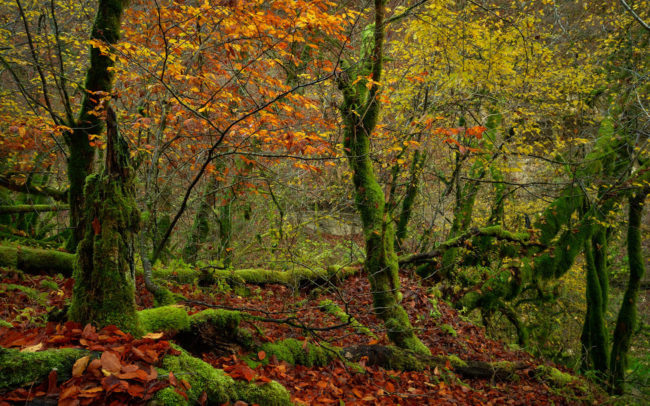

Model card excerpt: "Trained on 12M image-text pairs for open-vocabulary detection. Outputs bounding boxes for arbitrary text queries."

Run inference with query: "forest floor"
[0,267,607,405]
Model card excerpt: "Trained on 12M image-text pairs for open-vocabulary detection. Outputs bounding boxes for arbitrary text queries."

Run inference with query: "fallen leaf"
[258,350,266,361]
[100,351,121,374]
[20,342,43,352]
[143,332,164,340]
[72,355,91,377]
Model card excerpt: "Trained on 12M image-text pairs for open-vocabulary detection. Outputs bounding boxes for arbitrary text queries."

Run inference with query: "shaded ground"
[0,267,604,405]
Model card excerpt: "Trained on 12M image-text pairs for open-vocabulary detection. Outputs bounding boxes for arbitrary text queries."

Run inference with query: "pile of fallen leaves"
[0,322,179,405]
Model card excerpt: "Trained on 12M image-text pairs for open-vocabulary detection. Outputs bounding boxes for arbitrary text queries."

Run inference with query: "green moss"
[535,365,584,390]
[447,354,467,368]
[441,324,458,337]
[39,278,59,291]
[0,346,87,389]
[1,283,43,302]
[153,287,178,306]
[234,380,291,406]
[0,320,13,328]
[138,306,190,333]
[158,345,237,404]
[260,338,336,367]
[189,308,241,330]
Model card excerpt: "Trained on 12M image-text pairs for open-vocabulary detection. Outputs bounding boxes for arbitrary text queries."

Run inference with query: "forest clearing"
[0,0,648,405]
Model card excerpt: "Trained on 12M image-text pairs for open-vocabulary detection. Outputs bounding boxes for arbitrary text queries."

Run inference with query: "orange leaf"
[258,350,266,361]
[142,332,164,340]
[169,371,178,387]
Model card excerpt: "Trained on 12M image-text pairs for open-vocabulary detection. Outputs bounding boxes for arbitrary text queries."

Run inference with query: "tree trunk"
[68,106,142,335]
[338,0,429,355]
[65,0,128,251]
[609,192,647,394]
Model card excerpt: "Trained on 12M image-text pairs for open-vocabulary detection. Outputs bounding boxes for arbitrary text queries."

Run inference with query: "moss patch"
[138,306,190,333]
[260,338,337,367]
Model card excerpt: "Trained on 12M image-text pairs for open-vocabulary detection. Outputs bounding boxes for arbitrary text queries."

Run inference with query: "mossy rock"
[0,346,87,389]
[138,305,190,333]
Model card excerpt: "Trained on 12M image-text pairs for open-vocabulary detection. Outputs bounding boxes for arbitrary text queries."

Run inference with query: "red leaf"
[91,217,101,235]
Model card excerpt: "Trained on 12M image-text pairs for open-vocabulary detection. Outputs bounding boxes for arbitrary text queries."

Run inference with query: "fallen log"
[0,204,69,215]
[0,245,74,276]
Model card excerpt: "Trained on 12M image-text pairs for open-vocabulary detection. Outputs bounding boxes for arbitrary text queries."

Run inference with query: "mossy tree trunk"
[64,0,128,251]
[580,228,610,378]
[609,192,647,394]
[68,106,142,335]
[338,0,429,355]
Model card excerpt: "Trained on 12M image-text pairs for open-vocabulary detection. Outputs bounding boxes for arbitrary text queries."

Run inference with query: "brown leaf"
[142,332,164,340]
[72,356,91,377]
[169,371,178,387]
[258,350,266,361]
[60,385,80,400]
[100,351,121,374]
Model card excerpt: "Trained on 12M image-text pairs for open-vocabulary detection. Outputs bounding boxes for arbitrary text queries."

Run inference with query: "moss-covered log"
[0,204,69,215]
[609,192,647,394]
[195,264,360,288]
[68,107,142,335]
[0,244,74,276]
